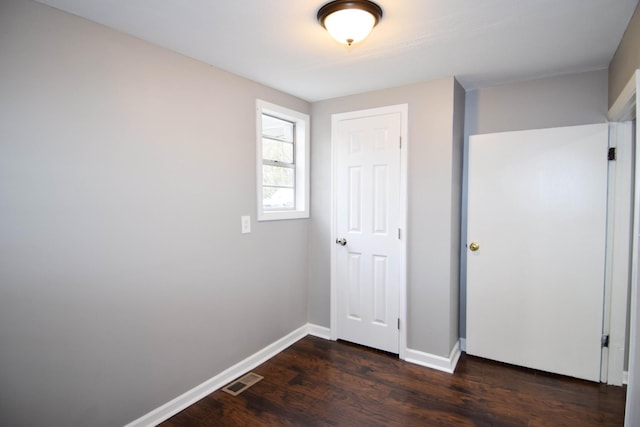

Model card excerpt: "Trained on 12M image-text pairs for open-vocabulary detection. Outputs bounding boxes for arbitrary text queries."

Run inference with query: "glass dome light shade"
[323,8,376,45]
[317,0,383,46]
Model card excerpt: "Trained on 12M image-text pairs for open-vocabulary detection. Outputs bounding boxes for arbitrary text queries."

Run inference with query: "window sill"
[257,210,309,221]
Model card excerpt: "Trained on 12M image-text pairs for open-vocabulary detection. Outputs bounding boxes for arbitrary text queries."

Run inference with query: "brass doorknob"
[469,242,480,252]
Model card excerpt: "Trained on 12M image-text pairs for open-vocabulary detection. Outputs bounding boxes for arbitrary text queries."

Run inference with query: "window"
[256,100,309,221]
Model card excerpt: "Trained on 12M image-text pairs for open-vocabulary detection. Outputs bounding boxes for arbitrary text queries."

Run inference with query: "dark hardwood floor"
[161,336,626,426]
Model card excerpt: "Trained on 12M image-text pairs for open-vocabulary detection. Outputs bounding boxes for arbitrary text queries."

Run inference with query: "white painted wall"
[460,70,610,338]
[309,78,464,357]
[0,1,310,425]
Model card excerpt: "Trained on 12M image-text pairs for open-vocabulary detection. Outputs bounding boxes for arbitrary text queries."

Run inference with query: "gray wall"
[309,78,464,357]
[459,69,609,338]
[0,1,310,426]
[609,1,640,108]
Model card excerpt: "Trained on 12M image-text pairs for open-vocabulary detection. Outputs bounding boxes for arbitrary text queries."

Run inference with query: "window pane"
[263,165,294,187]
[263,138,293,163]
[262,115,293,142]
[263,187,295,210]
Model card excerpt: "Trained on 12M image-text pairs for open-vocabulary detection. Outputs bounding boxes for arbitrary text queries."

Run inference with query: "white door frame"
[602,121,633,385]
[608,70,638,427]
[330,104,409,359]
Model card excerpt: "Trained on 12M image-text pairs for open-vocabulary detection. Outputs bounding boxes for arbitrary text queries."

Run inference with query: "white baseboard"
[124,324,311,427]
[307,323,332,340]
[404,340,461,374]
[126,325,467,426]
[623,370,629,385]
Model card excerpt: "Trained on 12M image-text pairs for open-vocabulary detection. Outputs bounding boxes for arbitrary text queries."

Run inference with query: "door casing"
[607,69,639,427]
[602,122,634,385]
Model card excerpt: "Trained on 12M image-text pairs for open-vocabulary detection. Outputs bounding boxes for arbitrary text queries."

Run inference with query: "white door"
[333,107,404,354]
[466,123,609,382]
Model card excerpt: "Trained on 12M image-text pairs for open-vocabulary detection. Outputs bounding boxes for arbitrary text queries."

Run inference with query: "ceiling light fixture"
[317,0,383,46]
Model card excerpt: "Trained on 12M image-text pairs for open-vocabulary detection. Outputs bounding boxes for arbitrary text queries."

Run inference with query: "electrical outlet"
[241,215,251,234]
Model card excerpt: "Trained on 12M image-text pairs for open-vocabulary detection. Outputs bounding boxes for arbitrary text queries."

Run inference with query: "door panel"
[466,124,609,382]
[335,111,401,354]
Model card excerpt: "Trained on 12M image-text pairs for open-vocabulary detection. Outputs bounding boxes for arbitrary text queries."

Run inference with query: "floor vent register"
[222,372,264,396]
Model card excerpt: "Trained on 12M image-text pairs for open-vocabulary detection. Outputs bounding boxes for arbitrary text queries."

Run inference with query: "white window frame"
[256,99,310,221]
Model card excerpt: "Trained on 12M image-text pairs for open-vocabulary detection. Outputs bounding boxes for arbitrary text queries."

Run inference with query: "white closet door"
[334,110,402,354]
[466,124,609,382]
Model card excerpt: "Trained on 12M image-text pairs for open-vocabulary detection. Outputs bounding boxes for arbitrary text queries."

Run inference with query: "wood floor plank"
[160,336,626,426]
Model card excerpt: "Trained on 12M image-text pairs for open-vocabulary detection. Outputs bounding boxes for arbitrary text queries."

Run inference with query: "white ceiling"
[36,0,639,102]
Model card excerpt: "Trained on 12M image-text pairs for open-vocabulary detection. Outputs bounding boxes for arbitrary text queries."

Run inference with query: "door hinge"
[608,147,616,161]
[601,334,609,348]
[398,228,401,239]
[397,318,400,330]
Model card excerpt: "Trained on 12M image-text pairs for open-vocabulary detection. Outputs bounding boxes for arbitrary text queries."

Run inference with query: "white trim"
[624,371,629,385]
[330,117,338,341]
[624,70,639,427]
[124,325,467,427]
[608,70,638,427]
[124,325,309,427]
[608,73,637,122]
[602,122,634,386]
[307,323,332,340]
[330,108,338,341]
[255,99,310,221]
[398,105,409,361]
[405,341,462,374]
[329,104,409,357]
